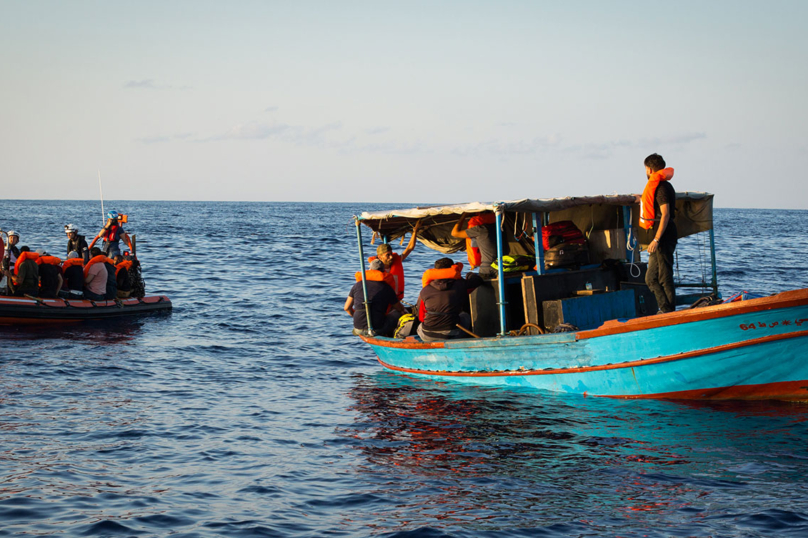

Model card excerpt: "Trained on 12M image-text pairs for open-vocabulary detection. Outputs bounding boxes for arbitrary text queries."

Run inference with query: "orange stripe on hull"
[361,335,445,349]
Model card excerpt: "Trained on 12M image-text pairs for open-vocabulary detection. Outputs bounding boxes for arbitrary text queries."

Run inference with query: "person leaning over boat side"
[3,246,39,297]
[65,224,90,264]
[83,247,109,301]
[636,153,677,314]
[89,211,132,259]
[345,259,406,336]
[371,219,422,302]
[450,212,501,279]
[416,257,484,342]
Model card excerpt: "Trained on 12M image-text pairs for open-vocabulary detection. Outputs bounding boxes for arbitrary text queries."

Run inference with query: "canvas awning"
[356,192,713,255]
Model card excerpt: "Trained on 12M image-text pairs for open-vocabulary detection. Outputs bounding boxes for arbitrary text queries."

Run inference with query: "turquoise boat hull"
[361,289,808,400]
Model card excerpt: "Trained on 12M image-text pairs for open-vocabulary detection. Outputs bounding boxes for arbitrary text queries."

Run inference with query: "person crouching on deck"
[370,220,421,302]
[417,258,483,342]
[345,259,406,337]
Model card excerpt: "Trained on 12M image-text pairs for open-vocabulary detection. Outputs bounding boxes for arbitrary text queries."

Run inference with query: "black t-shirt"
[654,181,677,245]
[63,265,84,291]
[349,280,398,330]
[38,264,61,298]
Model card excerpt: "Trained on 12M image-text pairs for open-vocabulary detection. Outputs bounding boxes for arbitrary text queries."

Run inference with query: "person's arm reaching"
[400,220,422,262]
[450,213,469,239]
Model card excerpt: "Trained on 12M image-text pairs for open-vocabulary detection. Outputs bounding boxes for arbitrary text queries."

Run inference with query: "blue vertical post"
[532,212,544,275]
[495,209,507,336]
[354,218,373,335]
[709,227,718,296]
[622,205,633,262]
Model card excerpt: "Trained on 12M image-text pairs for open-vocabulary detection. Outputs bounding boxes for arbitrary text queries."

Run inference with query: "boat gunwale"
[360,288,808,350]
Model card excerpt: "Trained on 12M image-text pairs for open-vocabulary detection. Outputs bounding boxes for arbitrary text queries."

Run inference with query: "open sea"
[1,200,808,538]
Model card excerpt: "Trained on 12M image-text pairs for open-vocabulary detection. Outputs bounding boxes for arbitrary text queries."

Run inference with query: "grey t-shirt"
[466,223,500,277]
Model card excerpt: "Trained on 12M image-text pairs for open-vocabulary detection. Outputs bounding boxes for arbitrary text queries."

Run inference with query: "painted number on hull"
[740,319,808,331]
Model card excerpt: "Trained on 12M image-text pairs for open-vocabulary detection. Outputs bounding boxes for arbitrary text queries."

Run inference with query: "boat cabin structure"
[355,193,716,337]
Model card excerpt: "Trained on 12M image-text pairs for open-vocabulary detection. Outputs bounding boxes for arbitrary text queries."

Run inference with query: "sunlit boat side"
[352,194,808,401]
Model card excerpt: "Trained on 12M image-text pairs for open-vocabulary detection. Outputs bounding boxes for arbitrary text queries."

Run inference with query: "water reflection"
[0,315,159,344]
[340,372,808,535]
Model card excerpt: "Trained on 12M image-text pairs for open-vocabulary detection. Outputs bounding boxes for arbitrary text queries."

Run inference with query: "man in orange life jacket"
[417,257,484,342]
[345,259,407,336]
[60,251,85,297]
[35,249,63,299]
[636,153,677,314]
[373,219,421,302]
[3,246,39,297]
[450,212,500,279]
[83,247,109,301]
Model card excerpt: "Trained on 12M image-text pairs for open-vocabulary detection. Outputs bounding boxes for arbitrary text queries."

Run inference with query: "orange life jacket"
[354,269,397,290]
[465,213,496,268]
[36,255,63,266]
[640,168,674,230]
[422,263,464,287]
[116,260,134,276]
[62,258,84,271]
[14,251,39,275]
[84,254,116,278]
[369,252,405,301]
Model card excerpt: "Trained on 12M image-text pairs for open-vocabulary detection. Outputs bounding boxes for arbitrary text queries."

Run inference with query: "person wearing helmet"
[89,211,132,259]
[3,230,21,267]
[64,224,90,263]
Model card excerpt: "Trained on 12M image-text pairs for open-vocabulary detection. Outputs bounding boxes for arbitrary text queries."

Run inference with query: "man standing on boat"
[90,211,132,259]
[65,224,90,263]
[373,219,422,302]
[637,153,677,314]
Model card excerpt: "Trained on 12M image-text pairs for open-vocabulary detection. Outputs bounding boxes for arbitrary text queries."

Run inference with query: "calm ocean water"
[1,200,808,537]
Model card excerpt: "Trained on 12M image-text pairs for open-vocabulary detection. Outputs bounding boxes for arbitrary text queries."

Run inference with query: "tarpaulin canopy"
[356,192,713,255]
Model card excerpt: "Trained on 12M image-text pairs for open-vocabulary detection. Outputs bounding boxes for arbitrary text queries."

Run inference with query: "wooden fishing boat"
[0,295,172,325]
[352,194,808,401]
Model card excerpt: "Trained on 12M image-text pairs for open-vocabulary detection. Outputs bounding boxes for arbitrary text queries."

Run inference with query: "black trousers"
[646,240,676,313]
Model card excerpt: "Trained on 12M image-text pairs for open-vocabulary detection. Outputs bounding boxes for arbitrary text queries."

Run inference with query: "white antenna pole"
[98,170,105,224]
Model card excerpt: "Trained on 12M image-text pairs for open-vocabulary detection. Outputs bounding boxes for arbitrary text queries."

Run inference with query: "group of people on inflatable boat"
[1,211,145,301]
[345,214,497,342]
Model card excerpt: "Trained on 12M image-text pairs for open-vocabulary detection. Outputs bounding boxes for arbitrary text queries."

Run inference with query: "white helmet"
[65,224,78,233]
[7,230,19,238]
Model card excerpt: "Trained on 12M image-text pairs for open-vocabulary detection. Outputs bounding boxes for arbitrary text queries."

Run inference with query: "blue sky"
[1,1,806,207]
